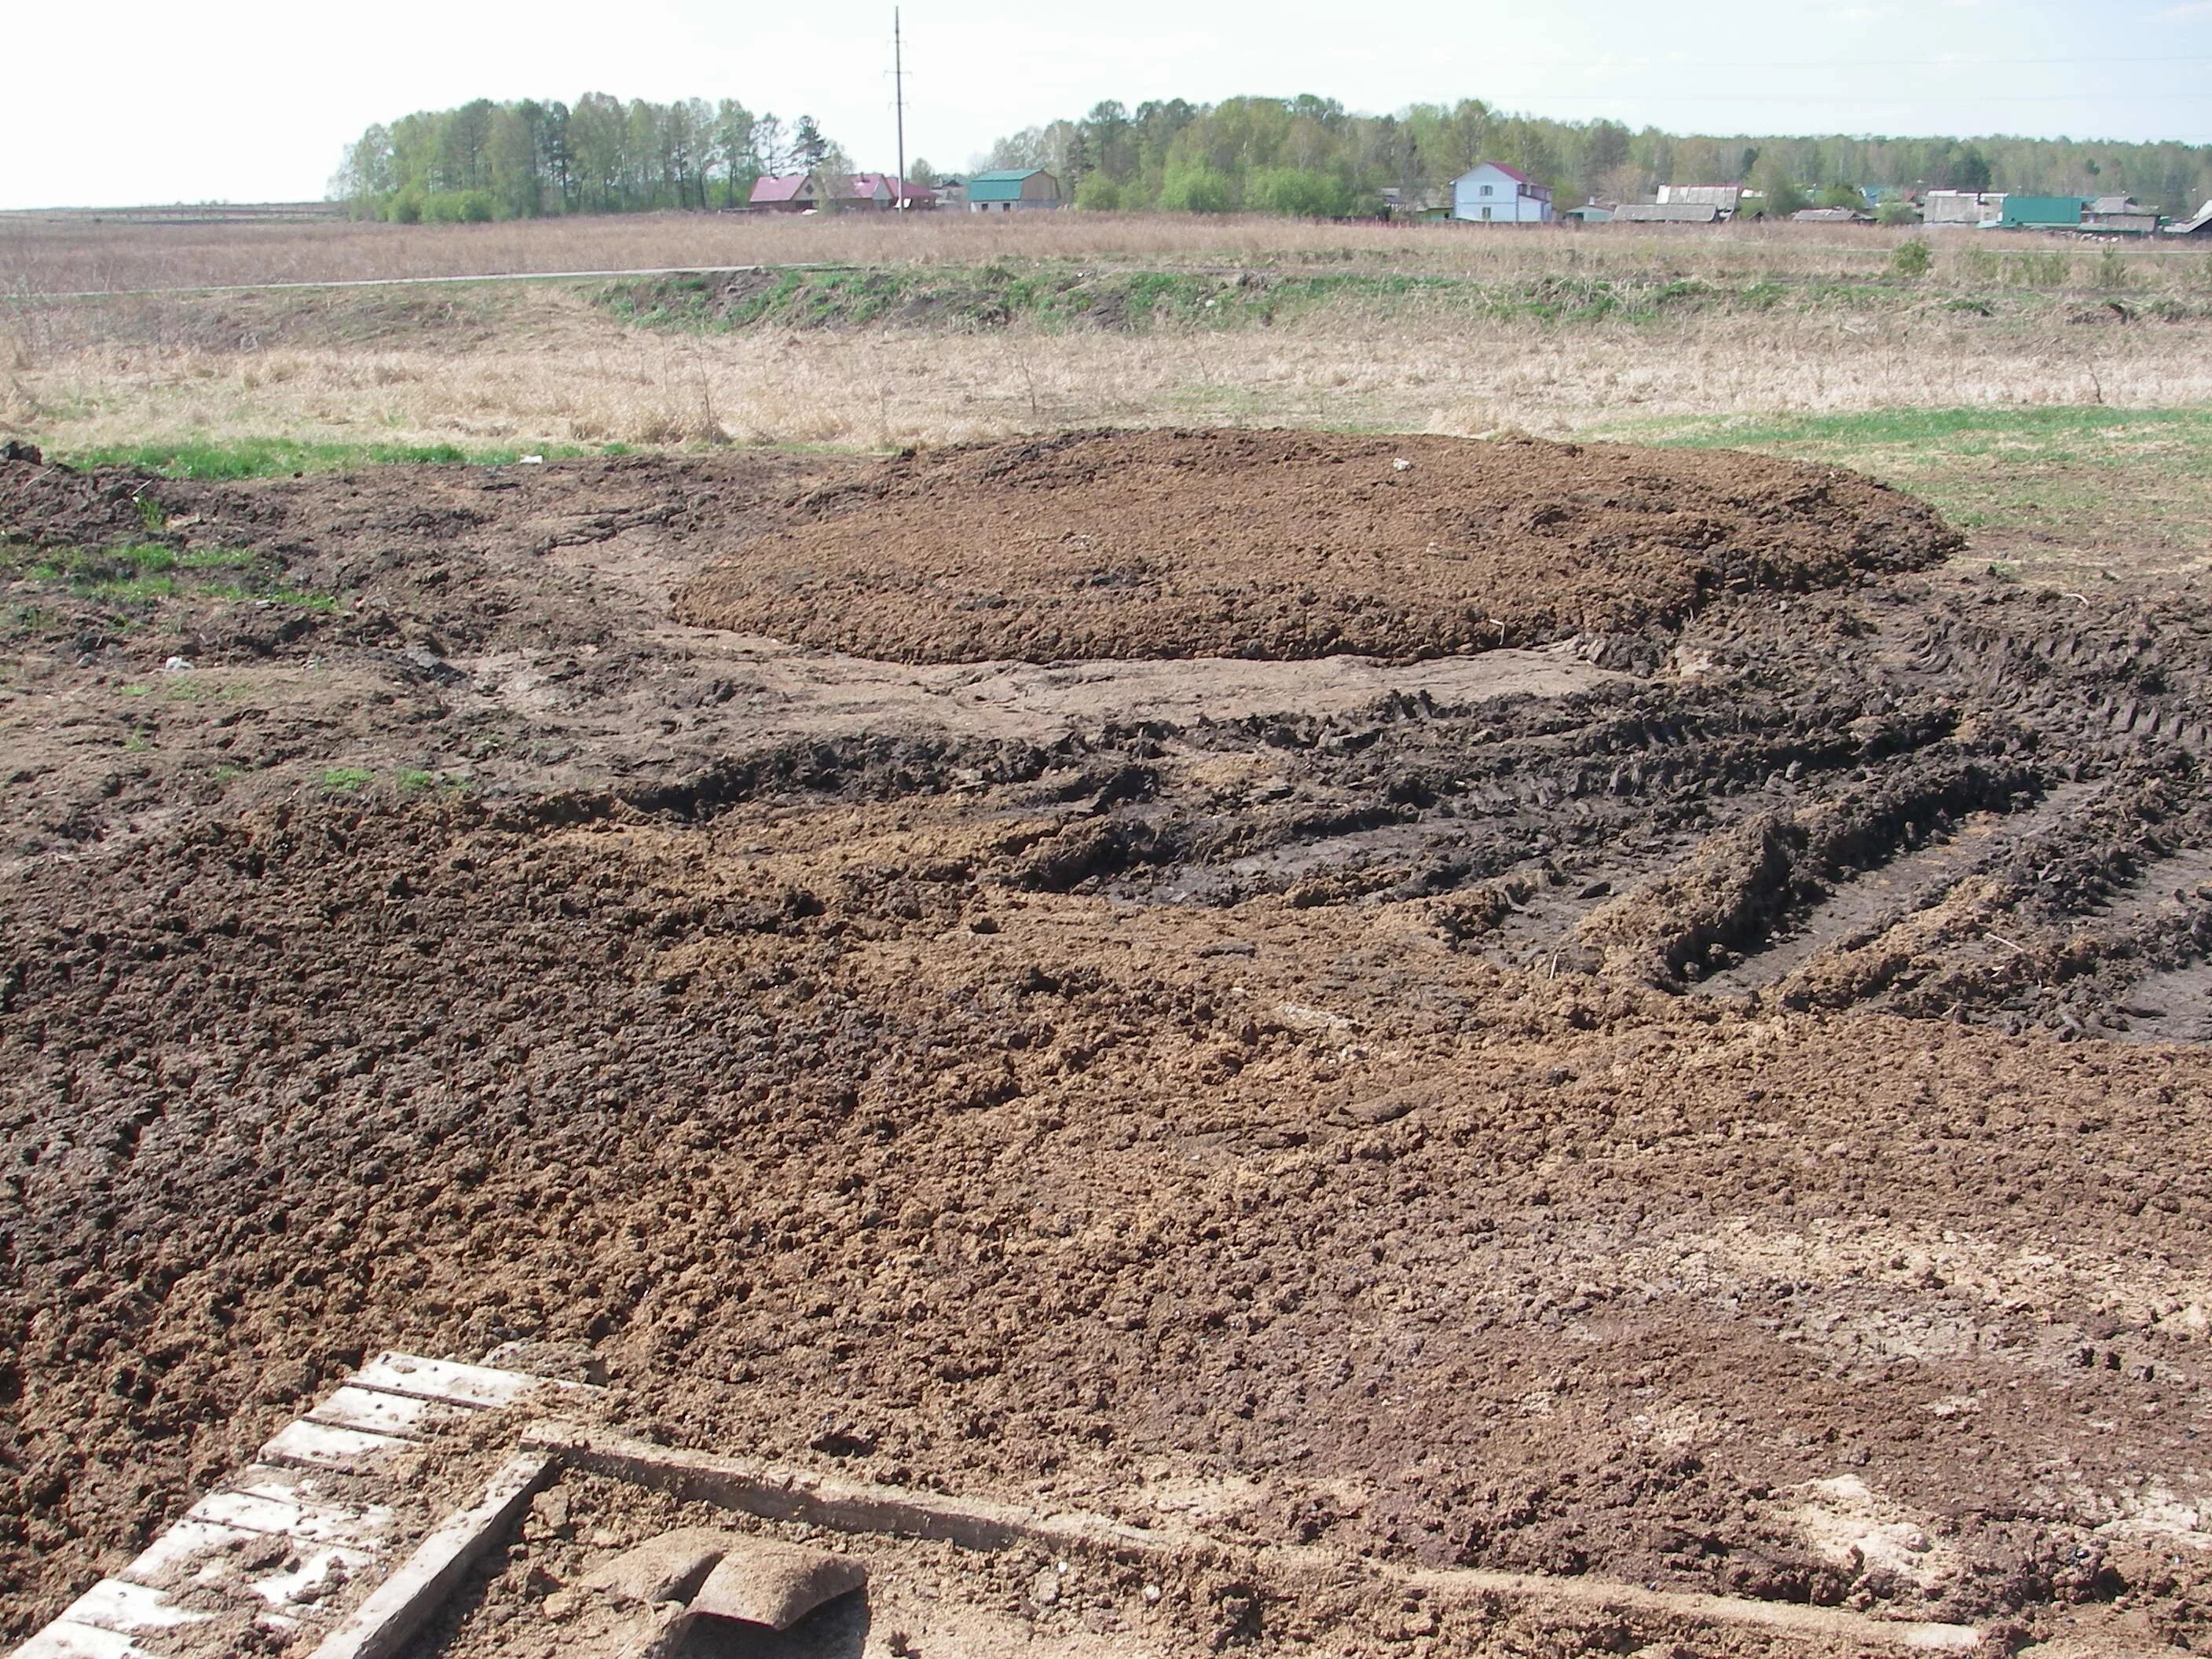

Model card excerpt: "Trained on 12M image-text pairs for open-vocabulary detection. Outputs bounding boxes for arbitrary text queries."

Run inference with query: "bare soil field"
[9,431,2212,1657]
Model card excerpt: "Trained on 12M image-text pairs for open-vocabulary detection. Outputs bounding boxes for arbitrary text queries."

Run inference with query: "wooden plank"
[305,1386,466,1441]
[119,1517,266,1585]
[306,1452,555,1659]
[6,1619,159,1659]
[350,1352,595,1410]
[242,1543,379,1617]
[191,1485,395,1554]
[54,1580,210,1635]
[115,1511,374,1617]
[520,1421,1986,1659]
[259,1419,412,1474]
[522,1420,1159,1555]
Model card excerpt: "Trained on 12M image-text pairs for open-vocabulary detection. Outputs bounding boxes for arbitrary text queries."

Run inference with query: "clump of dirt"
[673,428,1961,664]
[0,454,163,549]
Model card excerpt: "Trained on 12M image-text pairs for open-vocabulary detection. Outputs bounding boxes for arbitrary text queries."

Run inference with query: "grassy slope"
[596,263,2210,336]
[1621,407,2212,581]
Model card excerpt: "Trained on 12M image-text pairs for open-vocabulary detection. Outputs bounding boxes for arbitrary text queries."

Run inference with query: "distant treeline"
[330,97,854,222]
[983,97,2212,217]
[331,91,2212,224]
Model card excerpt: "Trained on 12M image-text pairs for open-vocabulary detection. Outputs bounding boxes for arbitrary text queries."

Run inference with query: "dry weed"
[7,210,2211,295]
[11,277,2210,461]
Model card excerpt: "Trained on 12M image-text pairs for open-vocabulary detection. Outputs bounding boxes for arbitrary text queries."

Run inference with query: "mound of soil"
[672,429,1961,664]
[0,453,160,548]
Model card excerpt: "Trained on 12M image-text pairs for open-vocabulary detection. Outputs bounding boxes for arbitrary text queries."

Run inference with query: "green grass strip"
[57,438,622,480]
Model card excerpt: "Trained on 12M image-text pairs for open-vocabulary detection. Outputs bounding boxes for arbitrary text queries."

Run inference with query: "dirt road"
[5,436,2211,1655]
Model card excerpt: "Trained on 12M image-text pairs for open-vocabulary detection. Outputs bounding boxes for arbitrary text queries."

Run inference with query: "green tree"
[712,100,756,207]
[1246,167,1353,217]
[1158,162,1231,212]
[488,104,543,218]
[1750,156,1807,216]
[792,115,830,173]
[569,92,625,211]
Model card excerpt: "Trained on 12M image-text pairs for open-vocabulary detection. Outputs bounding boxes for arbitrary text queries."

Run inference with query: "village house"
[1611,201,1720,224]
[2169,201,2212,236]
[1922,189,2006,226]
[1657,183,1743,213]
[747,174,817,212]
[965,169,1064,211]
[1382,185,1450,222]
[850,174,939,210]
[1999,195,2087,229]
[1450,163,1553,223]
[2083,194,2160,234]
[748,173,935,212]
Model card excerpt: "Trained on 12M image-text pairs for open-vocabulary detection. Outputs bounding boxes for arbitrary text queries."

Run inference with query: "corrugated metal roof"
[2000,196,2086,225]
[967,169,1049,202]
[749,174,812,203]
[1613,202,1720,222]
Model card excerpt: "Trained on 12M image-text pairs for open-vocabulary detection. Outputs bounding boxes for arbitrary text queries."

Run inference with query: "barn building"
[965,170,1064,211]
[1998,196,2089,229]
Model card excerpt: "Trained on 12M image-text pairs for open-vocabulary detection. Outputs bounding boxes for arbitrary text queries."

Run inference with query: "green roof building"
[1998,196,2088,229]
[965,168,1064,212]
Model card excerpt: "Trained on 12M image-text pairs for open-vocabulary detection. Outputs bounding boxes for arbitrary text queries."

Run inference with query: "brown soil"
[5,438,2212,1658]
[672,429,1960,665]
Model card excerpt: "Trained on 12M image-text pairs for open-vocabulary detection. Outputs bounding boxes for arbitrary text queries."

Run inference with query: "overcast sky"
[4,0,2207,210]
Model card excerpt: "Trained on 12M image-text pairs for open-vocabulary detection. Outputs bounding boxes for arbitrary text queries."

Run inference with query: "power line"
[1475,90,2212,106]
[1459,53,2212,68]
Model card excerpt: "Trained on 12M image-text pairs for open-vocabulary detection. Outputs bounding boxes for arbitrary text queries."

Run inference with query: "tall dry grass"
[8,279,2208,459]
[8,207,2212,295]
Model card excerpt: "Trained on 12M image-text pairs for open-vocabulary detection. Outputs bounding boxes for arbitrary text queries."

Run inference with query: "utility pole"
[893,7,908,211]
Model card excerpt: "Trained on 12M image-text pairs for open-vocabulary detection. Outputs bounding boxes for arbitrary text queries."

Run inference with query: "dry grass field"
[6,213,2209,591]
[18,207,2208,291]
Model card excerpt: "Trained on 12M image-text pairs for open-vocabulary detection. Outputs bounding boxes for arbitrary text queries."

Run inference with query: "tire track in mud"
[1021,584,2212,1041]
